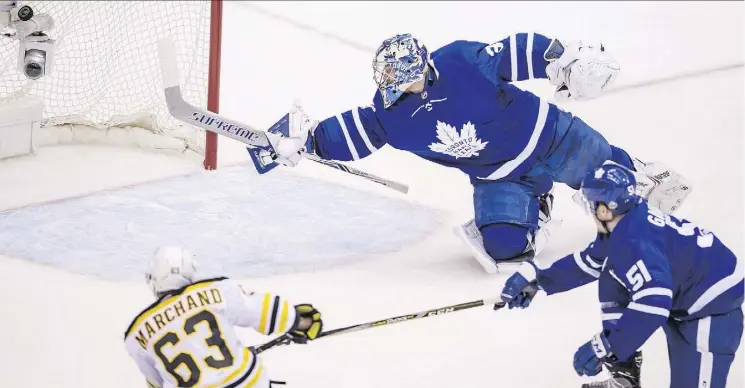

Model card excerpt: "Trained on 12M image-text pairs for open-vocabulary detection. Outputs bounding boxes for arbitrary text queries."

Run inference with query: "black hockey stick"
[250,297,507,354]
[157,38,409,194]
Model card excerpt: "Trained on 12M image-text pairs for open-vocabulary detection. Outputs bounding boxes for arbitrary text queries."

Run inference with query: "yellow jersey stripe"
[219,352,263,388]
[278,300,289,333]
[125,282,215,338]
[243,361,264,387]
[258,293,272,334]
[206,348,253,388]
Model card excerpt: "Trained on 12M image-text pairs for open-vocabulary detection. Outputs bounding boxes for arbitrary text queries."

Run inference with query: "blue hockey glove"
[574,331,612,377]
[500,261,540,309]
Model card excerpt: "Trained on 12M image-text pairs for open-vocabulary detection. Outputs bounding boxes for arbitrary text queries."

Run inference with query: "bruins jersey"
[124,277,296,388]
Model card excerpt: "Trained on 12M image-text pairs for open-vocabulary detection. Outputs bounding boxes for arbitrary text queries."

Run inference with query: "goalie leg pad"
[454,219,534,274]
[481,223,530,261]
[464,175,564,273]
[472,180,540,230]
[457,188,561,274]
[482,185,559,259]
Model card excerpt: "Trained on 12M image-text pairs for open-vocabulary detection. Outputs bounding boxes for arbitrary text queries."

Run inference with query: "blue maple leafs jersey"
[311,33,559,183]
[538,202,744,361]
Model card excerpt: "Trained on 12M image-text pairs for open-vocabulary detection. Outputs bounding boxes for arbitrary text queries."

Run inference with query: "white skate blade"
[454,220,498,274]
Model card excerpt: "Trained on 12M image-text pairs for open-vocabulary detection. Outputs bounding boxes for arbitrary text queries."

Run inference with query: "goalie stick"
[302,152,409,193]
[157,38,409,194]
[250,297,508,354]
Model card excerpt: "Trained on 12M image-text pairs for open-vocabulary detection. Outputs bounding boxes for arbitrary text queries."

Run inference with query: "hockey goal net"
[0,0,222,169]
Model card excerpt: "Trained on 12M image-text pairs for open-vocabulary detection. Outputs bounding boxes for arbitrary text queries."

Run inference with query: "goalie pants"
[475,108,634,261]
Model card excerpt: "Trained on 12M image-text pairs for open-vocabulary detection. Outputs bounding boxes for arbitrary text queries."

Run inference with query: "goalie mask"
[372,33,430,109]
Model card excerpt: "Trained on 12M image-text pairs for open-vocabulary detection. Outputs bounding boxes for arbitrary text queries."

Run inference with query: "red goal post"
[205,0,222,170]
[0,0,224,170]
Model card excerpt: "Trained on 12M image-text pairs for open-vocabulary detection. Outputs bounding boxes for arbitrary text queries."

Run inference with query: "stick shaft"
[252,298,505,354]
[318,298,504,339]
[302,153,409,194]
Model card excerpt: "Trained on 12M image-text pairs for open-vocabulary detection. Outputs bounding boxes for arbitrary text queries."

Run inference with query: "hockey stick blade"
[158,39,275,150]
[251,298,506,354]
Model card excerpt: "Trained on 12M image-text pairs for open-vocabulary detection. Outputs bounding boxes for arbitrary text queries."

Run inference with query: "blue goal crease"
[0,165,443,281]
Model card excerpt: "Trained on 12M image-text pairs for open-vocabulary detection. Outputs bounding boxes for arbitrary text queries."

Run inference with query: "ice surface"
[0,166,443,281]
[0,3,742,388]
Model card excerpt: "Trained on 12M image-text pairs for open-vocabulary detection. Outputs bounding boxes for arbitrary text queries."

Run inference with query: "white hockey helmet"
[146,246,197,297]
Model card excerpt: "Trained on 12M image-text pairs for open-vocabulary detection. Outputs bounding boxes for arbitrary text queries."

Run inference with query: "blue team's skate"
[582,352,643,388]
[455,189,561,274]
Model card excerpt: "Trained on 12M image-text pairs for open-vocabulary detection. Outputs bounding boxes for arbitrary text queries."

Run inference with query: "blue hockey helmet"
[372,33,430,109]
[579,163,640,216]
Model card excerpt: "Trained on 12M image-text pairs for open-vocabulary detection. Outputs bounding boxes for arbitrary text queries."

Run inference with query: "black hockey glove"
[288,304,323,344]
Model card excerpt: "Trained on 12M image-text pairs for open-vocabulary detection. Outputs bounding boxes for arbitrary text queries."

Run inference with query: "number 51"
[626,260,652,292]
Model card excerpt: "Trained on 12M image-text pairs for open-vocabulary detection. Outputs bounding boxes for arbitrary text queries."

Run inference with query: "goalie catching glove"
[288,303,323,343]
[545,39,620,101]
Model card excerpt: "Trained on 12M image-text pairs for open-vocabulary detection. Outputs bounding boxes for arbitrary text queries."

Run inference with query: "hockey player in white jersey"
[124,246,323,388]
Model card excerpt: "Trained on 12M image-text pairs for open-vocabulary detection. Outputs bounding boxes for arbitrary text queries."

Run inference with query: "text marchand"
[132,287,223,349]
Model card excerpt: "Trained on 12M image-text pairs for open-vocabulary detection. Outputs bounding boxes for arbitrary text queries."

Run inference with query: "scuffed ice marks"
[0,166,443,281]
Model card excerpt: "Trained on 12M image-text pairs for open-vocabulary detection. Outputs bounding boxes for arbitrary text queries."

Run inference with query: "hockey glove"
[288,303,323,344]
[574,331,613,377]
[500,261,541,309]
[272,102,318,167]
[544,39,619,101]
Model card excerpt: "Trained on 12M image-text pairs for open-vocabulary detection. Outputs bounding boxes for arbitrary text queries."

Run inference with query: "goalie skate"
[455,190,561,274]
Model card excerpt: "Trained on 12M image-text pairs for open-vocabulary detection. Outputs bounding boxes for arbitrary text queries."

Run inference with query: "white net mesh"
[0,1,214,155]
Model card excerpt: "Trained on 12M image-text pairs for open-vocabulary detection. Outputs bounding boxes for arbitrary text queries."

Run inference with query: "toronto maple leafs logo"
[428,121,488,159]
